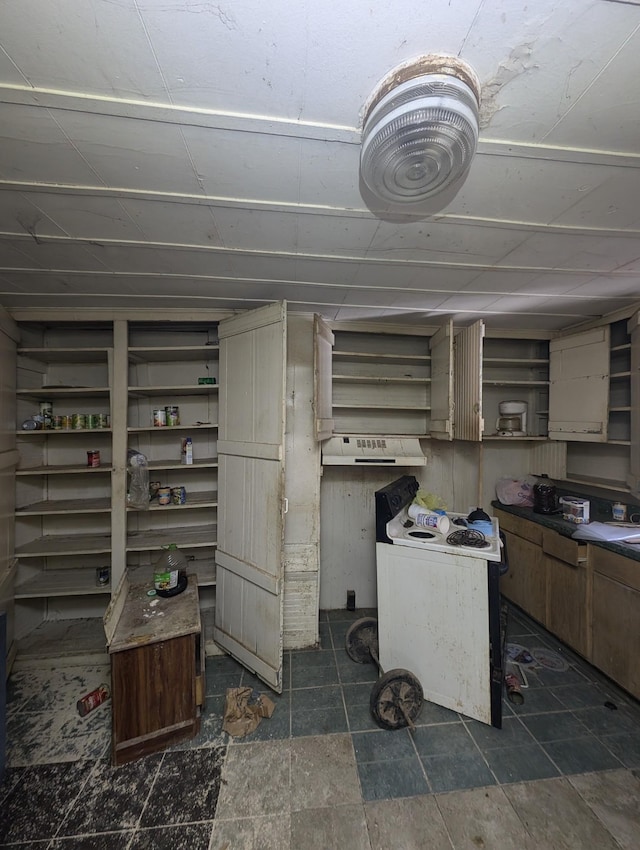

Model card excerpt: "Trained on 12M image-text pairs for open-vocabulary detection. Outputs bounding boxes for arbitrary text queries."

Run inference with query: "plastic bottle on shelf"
[153,543,188,594]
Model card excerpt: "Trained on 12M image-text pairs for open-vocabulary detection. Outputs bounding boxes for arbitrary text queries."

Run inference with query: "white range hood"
[321,436,426,466]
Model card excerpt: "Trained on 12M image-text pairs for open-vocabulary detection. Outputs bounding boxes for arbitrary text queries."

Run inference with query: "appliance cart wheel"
[370,668,424,730]
[344,617,379,664]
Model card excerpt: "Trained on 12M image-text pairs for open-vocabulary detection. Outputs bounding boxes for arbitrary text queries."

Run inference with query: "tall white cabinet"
[9,307,321,667]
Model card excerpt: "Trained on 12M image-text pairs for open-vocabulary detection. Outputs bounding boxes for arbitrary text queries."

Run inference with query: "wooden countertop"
[107,574,201,654]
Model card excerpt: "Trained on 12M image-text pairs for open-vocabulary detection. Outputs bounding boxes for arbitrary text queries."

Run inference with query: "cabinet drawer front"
[495,510,542,545]
[590,545,640,592]
[542,529,586,566]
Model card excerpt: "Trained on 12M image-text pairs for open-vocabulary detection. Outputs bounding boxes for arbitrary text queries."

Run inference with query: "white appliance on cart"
[373,475,505,728]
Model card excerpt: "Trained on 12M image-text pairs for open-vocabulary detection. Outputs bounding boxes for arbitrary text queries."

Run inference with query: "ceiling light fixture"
[360,55,480,217]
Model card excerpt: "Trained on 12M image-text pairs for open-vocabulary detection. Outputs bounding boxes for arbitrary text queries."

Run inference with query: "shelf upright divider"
[111,320,129,591]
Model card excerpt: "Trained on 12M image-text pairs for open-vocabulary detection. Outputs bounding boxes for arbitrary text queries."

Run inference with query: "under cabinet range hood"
[321,436,426,466]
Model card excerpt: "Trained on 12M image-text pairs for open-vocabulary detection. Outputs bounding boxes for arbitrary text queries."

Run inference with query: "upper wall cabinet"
[453,321,551,442]
[316,321,454,439]
[627,311,640,496]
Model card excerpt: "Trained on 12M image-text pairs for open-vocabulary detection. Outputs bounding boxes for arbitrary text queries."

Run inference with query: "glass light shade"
[360,74,479,206]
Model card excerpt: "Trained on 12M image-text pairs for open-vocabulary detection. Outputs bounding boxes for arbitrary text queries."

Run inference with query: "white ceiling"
[1,0,640,331]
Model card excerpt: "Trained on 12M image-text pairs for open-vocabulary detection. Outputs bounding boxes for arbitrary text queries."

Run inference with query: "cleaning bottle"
[408,503,450,534]
[153,543,188,593]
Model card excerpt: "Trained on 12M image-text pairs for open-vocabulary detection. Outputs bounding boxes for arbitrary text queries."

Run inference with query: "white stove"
[385,507,502,561]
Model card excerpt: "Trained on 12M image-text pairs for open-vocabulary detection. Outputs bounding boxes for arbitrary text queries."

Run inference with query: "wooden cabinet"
[106,574,204,765]
[543,529,589,657]
[591,546,640,700]
[496,510,547,623]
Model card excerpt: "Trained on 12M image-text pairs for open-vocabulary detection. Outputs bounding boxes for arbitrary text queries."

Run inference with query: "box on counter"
[560,496,590,524]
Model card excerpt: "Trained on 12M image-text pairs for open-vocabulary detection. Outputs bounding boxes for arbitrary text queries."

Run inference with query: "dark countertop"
[491,501,640,564]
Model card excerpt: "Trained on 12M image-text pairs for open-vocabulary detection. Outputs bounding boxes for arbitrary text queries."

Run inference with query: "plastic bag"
[413,489,448,511]
[127,448,149,510]
[495,476,536,507]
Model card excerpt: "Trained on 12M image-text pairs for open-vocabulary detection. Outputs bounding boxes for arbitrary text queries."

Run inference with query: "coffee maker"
[496,400,527,436]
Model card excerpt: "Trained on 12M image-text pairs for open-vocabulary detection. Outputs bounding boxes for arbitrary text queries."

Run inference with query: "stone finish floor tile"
[209,814,291,850]
[569,769,640,850]
[290,804,371,850]
[214,740,291,820]
[290,733,361,811]
[365,795,454,850]
[436,785,539,850]
[504,776,624,849]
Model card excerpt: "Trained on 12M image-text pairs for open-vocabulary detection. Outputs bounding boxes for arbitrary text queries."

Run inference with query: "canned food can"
[98,413,110,428]
[96,566,110,586]
[32,414,45,430]
[87,449,101,468]
[39,401,53,428]
[77,684,110,717]
[61,414,72,430]
[153,408,167,427]
[72,413,87,430]
[87,414,100,429]
[171,486,187,505]
[158,486,171,505]
[52,415,64,429]
[165,405,180,426]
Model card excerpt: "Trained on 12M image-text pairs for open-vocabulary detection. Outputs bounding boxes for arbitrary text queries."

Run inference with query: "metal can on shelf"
[39,400,53,428]
[87,449,101,468]
[87,414,100,429]
[152,408,167,427]
[98,413,110,428]
[72,413,87,430]
[171,486,187,505]
[61,414,72,429]
[158,486,171,505]
[52,415,64,429]
[165,405,180,426]
[96,566,110,586]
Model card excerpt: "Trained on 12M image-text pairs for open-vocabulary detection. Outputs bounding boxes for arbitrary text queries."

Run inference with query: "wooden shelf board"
[565,474,629,492]
[611,343,631,352]
[137,491,218,511]
[606,440,631,446]
[14,618,109,664]
[610,371,631,380]
[17,387,110,397]
[188,560,217,587]
[483,358,548,365]
[128,345,219,363]
[333,404,430,411]
[333,375,430,384]
[16,428,112,436]
[18,348,111,363]
[482,380,549,387]
[333,350,429,362]
[482,435,549,441]
[609,407,631,413]
[16,533,112,557]
[128,423,218,433]
[16,570,113,598]
[16,464,113,476]
[16,497,112,515]
[126,527,217,552]
[146,458,218,471]
[128,385,218,397]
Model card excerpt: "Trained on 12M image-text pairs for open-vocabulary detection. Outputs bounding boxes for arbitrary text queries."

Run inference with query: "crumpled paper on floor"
[222,686,276,738]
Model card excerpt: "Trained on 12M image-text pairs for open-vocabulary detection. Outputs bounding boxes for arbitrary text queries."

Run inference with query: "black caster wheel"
[345,617,379,664]
[370,668,424,730]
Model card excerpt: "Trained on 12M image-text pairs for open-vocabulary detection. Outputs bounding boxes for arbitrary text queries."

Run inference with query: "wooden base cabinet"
[591,547,640,700]
[543,529,589,658]
[106,575,204,766]
[495,510,547,624]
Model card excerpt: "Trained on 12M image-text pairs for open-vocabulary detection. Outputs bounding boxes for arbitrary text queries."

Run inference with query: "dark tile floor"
[2,603,640,847]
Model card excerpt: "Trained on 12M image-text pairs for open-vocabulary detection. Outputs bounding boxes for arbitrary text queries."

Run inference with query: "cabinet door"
[0,311,18,666]
[543,531,588,657]
[215,302,286,692]
[628,310,640,496]
[313,314,334,441]
[592,573,640,699]
[453,320,484,441]
[548,327,609,441]
[429,320,454,440]
[500,530,547,624]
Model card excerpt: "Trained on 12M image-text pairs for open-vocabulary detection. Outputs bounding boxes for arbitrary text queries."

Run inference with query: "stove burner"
[446,528,490,548]
[407,530,436,539]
